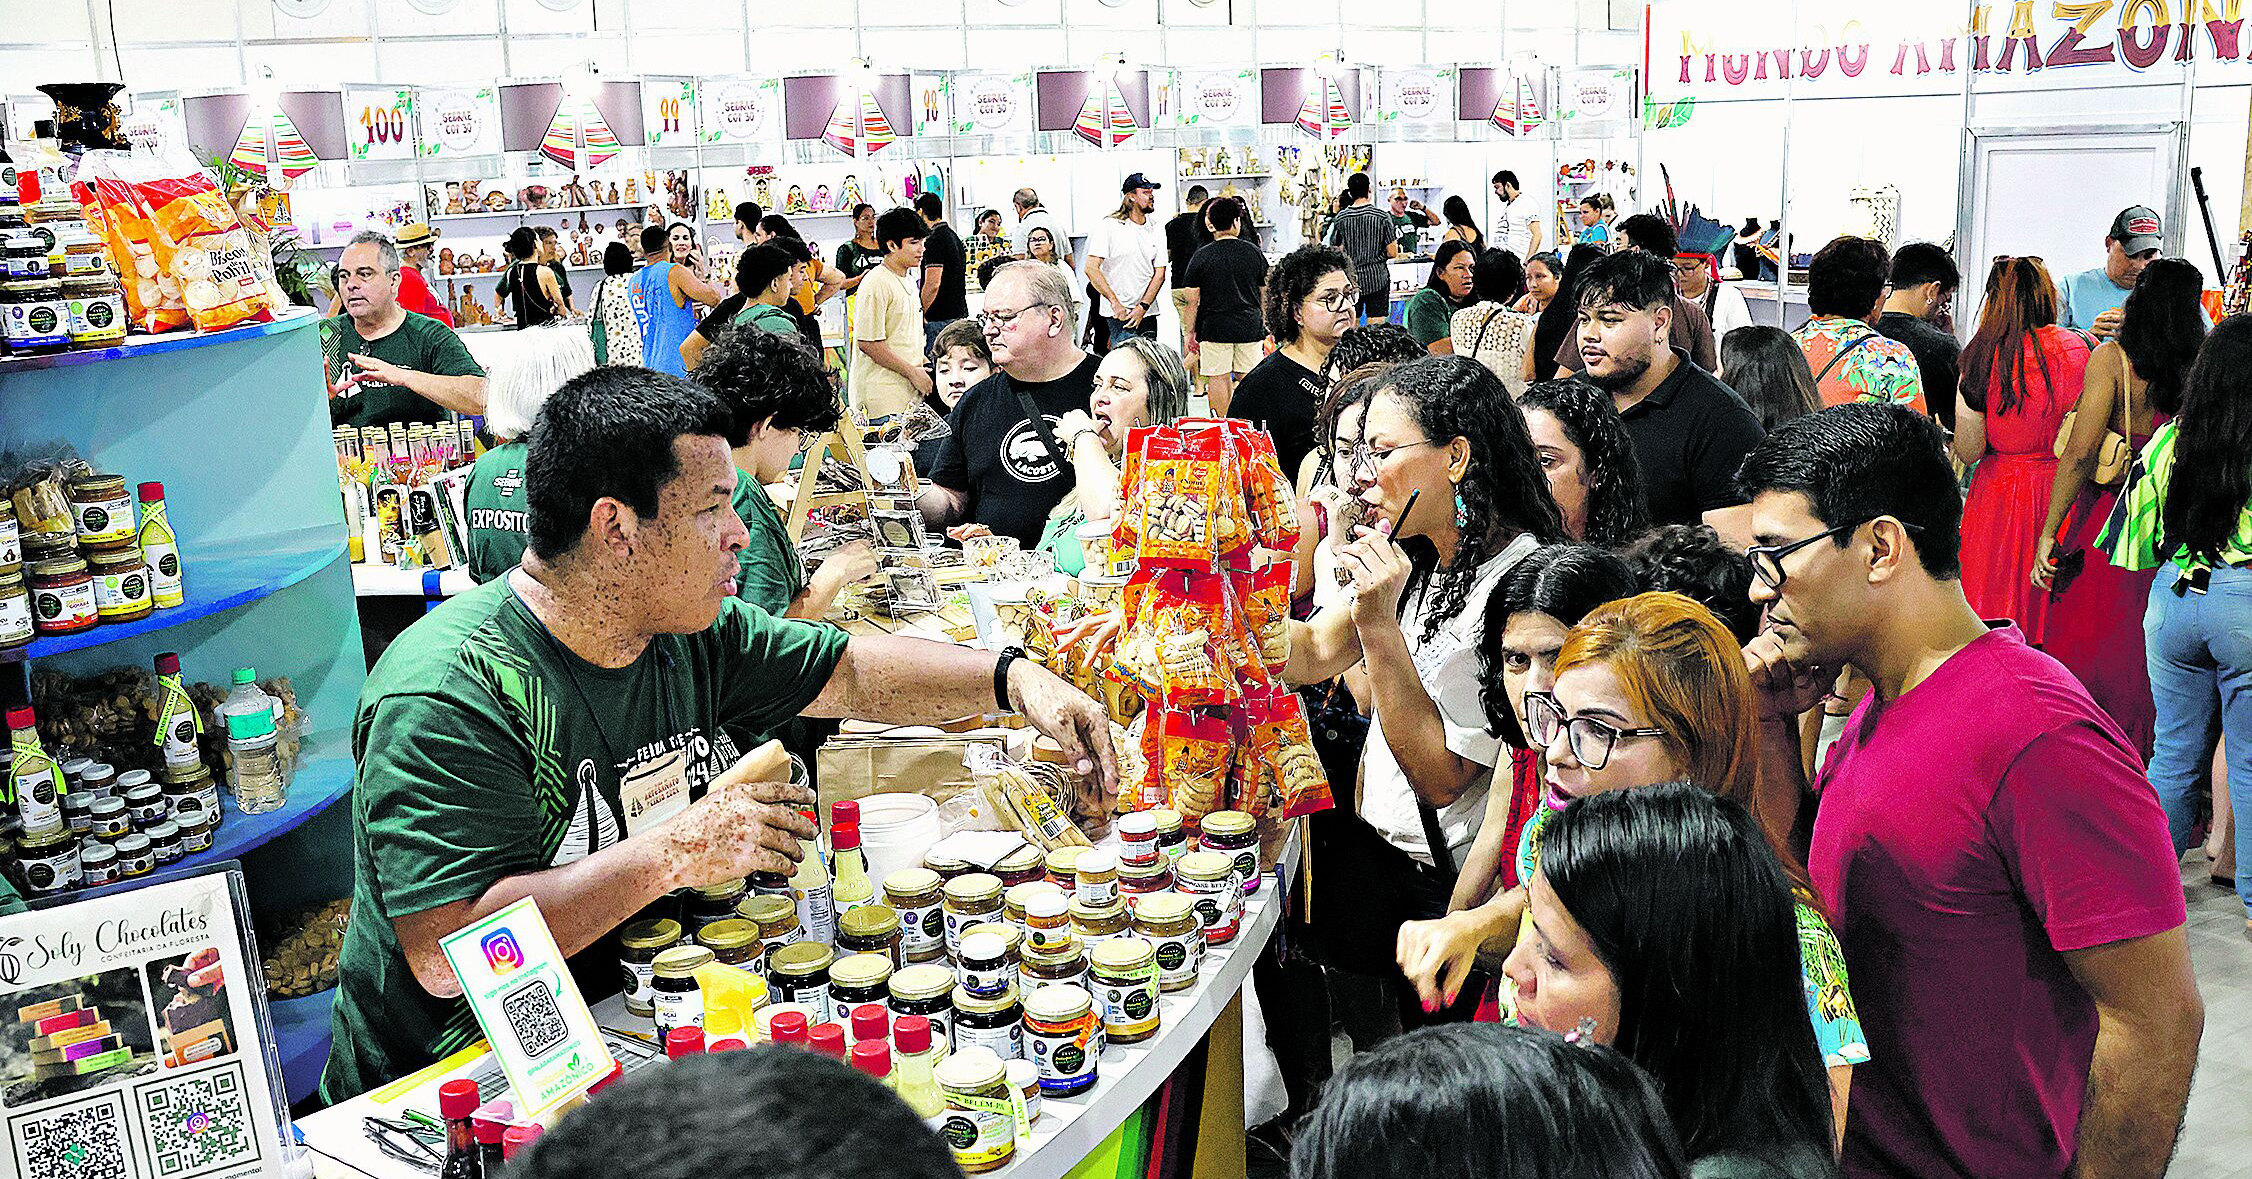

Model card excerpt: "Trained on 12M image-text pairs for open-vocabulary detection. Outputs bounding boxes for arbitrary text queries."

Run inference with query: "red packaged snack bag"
[1117,570,1240,709]
[118,156,279,332]
[1121,424,1252,569]
[1251,686,1333,819]
[1159,708,1235,822]
[1240,563,1293,674]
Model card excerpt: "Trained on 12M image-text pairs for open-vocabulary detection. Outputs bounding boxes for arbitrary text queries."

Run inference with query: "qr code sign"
[501,979,568,1059]
[131,1062,259,1179]
[10,1092,139,1179]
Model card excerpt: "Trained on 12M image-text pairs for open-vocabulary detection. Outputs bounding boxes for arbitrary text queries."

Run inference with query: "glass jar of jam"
[618,917,684,1017]
[1073,849,1119,907]
[123,780,166,829]
[86,545,151,623]
[69,475,135,548]
[0,566,32,651]
[950,982,1024,1061]
[1133,895,1204,992]
[61,791,93,838]
[1022,984,1102,1096]
[1152,808,1187,865]
[883,867,947,964]
[830,952,894,1015]
[0,498,17,576]
[684,877,748,933]
[1175,852,1241,945]
[1116,810,1159,866]
[769,941,836,1024]
[838,903,904,969]
[1019,938,1089,995]
[958,929,1014,999]
[1090,937,1162,1044]
[2,275,69,354]
[27,553,96,636]
[1199,810,1260,894]
[88,796,129,841]
[1118,858,1174,911]
[936,1048,1019,1174]
[17,827,80,895]
[176,812,215,854]
[748,869,793,900]
[991,843,1045,888]
[888,963,958,1050]
[0,234,45,280]
[942,872,1003,960]
[1006,881,1063,934]
[735,894,803,981]
[695,918,764,967]
[1042,846,1082,889]
[651,944,714,1038]
[1069,897,1130,948]
[114,831,154,878]
[62,273,124,348]
[1023,891,1073,953]
[79,840,118,887]
[146,819,181,865]
[922,851,973,882]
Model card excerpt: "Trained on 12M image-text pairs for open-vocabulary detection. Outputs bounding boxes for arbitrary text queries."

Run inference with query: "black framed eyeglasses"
[1524,692,1667,771]
[1745,517,1924,590]
[1310,284,1363,313]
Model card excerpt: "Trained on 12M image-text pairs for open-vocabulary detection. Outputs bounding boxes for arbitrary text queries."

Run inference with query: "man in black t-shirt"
[917,193,970,352]
[1878,242,1962,430]
[681,238,818,371]
[1166,187,1213,349]
[920,262,1100,546]
[1573,251,1763,538]
[1182,196,1269,417]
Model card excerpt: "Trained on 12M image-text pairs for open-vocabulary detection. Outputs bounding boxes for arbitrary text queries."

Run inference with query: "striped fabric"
[2100,421,2252,573]
[1325,204,1398,291]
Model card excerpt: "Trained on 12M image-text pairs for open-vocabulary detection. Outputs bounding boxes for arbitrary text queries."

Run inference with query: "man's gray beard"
[1583,352,1651,392]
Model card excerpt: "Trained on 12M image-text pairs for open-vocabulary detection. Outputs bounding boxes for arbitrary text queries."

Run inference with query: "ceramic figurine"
[437,247,456,275]
[625,177,639,203]
[755,177,773,208]
[840,174,863,210]
[813,184,831,213]
[786,184,809,214]
[1213,147,1231,175]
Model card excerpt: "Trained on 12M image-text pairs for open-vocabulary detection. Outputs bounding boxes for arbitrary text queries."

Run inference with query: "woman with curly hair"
[1283,354,1565,1024]
[1515,379,1649,549]
[1233,244,1358,477]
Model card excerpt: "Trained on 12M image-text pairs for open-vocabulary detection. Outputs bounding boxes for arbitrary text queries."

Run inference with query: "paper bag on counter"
[816,725,1033,825]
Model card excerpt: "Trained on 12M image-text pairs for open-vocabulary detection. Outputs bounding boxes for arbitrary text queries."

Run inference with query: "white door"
[1958,124,2184,336]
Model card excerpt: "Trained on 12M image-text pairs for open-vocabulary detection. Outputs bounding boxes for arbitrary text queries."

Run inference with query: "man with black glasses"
[918,262,1101,547]
[1737,404,2199,1179]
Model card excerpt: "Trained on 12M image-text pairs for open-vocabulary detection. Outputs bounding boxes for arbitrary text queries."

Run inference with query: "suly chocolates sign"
[1649,0,2252,99]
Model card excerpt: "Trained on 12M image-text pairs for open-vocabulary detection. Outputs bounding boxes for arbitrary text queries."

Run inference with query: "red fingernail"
[1422,998,1439,1013]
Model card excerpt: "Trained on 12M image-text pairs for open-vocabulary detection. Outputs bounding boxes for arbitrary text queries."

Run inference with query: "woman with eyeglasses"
[1024,226,1084,330]
[1231,245,1360,478]
[1037,337,1193,576]
[1279,354,1566,1025]
[1954,255,2093,645]
[1511,785,1841,1179]
[1403,592,1865,1149]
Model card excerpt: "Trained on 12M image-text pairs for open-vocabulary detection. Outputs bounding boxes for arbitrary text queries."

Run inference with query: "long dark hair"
[2118,257,2206,418]
[1443,195,1482,247]
[1532,244,1608,381]
[1292,1023,1690,1179]
[2161,314,2252,567]
[1367,357,1566,642]
[1540,785,1835,1171]
[1718,325,1821,431]
[1516,378,1649,548]
[1473,248,1527,305]
[1961,255,2061,415]
[1425,240,1478,307]
[1478,543,1638,742]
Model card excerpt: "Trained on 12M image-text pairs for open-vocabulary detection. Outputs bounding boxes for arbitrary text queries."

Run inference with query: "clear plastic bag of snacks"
[109,153,279,332]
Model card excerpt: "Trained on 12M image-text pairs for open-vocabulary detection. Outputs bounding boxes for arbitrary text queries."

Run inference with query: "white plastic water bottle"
[221,668,288,815]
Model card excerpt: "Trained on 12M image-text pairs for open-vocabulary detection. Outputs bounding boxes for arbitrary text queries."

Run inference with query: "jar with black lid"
[838,903,904,969]
[830,952,894,1015]
[0,234,45,280]
[888,963,957,1049]
[950,982,1024,1061]
[618,917,684,1017]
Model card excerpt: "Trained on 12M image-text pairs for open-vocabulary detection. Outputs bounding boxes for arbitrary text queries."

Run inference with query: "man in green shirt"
[461,441,530,582]
[730,244,802,338]
[1389,187,1433,253]
[329,231,489,428]
[322,367,1115,1101]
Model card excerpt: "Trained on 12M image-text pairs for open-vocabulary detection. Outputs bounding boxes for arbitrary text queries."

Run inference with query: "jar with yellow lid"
[1042,846,1082,888]
[0,565,32,651]
[685,877,748,931]
[651,944,714,1038]
[1175,851,1241,944]
[1023,984,1102,1095]
[1019,936,1090,996]
[950,982,1024,1061]
[1117,857,1174,911]
[923,851,974,881]
[935,1047,1023,1174]
[1069,896,1130,948]
[769,941,835,1023]
[735,893,803,979]
[992,842,1046,887]
[883,867,947,963]
[695,918,764,968]
[1003,879,1062,930]
[1199,810,1260,894]
[837,903,904,969]
[1133,895,1204,992]
[889,962,958,1049]
[831,951,895,1015]
[1089,936,1162,1044]
[942,872,1003,959]
[619,919,684,1018]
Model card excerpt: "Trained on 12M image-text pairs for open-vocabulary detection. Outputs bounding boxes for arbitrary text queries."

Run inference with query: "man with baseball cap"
[2058,205,2163,342]
[1087,172,1168,347]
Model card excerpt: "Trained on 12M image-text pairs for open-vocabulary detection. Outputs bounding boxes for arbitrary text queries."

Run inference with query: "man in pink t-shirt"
[1734,403,2200,1179]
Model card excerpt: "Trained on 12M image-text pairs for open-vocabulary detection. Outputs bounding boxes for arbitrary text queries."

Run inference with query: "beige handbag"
[2054,351,2134,487]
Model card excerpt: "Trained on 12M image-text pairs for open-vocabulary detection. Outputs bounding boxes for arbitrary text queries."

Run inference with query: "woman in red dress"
[1954,256,2091,646]
[2032,258,2205,756]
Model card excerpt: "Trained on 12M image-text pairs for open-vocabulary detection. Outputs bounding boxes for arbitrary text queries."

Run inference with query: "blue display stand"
[2,309,364,1102]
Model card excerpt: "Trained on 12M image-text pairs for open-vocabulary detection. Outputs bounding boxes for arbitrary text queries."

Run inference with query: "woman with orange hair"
[1398,591,1865,1147]
[1953,256,2093,644]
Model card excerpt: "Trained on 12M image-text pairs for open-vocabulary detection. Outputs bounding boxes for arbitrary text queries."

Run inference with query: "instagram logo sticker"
[481,928,526,976]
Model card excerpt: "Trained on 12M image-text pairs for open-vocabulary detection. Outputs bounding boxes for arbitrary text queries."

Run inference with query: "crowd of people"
[324,162,2244,1179]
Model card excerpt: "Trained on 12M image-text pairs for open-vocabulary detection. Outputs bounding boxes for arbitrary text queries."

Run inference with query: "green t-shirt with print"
[731,467,805,617]
[328,311,486,429]
[462,441,530,583]
[732,301,800,336]
[320,578,848,1101]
